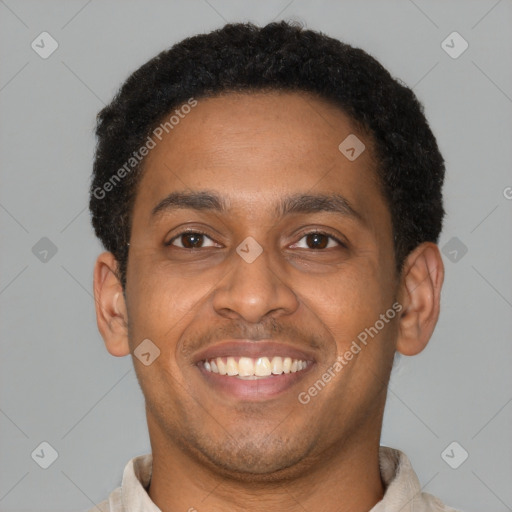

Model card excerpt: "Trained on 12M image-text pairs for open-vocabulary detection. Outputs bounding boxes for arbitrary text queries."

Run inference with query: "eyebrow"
[150,190,364,224]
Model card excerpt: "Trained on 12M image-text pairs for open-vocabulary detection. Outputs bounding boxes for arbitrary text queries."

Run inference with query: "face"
[116,92,402,478]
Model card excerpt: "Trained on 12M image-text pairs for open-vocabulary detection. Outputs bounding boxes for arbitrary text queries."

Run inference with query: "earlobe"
[93,252,131,357]
[395,242,444,356]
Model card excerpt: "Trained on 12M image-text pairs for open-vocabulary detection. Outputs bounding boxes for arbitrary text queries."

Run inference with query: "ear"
[395,242,444,356]
[93,251,130,357]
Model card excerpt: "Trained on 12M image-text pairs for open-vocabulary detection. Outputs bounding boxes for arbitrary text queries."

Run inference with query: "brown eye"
[305,233,329,249]
[165,231,217,249]
[292,231,346,250]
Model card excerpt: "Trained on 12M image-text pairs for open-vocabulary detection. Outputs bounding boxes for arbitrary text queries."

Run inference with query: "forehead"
[133,91,384,223]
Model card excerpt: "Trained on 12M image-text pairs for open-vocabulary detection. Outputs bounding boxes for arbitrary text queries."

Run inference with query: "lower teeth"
[235,375,275,380]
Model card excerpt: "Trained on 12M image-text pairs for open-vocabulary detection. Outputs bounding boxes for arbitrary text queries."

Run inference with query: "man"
[88,20,459,512]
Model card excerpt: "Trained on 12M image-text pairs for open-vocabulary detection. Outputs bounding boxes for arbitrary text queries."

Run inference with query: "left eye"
[291,232,345,250]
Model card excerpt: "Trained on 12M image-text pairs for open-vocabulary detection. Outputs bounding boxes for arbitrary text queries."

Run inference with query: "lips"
[192,340,317,401]
[193,340,316,365]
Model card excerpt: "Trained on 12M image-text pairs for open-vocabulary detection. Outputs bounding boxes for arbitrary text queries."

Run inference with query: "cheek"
[126,254,223,351]
[125,258,187,340]
[125,268,198,397]
[307,257,393,347]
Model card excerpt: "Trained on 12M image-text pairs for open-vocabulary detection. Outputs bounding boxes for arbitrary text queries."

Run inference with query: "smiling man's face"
[97,91,406,480]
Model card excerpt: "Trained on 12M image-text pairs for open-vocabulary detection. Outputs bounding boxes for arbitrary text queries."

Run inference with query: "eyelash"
[164,229,347,250]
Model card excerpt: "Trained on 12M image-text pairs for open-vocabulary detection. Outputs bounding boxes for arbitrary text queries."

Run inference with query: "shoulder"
[421,490,465,512]
[84,486,122,512]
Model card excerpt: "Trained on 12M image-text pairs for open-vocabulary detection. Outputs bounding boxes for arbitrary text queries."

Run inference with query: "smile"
[202,356,310,379]
[193,340,316,400]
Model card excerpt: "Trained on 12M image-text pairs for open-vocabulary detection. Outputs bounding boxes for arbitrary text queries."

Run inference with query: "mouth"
[193,341,316,401]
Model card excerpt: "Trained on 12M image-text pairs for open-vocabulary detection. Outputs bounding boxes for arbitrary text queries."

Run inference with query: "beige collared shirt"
[87,446,461,511]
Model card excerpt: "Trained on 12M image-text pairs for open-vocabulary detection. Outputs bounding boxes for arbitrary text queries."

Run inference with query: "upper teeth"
[203,356,308,377]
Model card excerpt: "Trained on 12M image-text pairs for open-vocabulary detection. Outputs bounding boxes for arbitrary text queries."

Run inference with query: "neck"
[147,418,385,512]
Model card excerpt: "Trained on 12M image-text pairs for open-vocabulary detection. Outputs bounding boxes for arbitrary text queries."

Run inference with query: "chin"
[198,437,315,481]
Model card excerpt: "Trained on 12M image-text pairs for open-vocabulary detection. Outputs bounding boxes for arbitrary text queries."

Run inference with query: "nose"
[212,242,299,324]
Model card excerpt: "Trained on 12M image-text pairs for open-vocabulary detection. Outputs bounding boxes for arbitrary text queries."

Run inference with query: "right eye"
[164,230,220,249]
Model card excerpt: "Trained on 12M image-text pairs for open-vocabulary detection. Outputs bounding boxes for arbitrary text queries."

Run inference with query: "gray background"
[1,0,511,511]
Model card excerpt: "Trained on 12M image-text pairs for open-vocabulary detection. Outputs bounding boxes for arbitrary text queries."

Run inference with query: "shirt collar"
[120,452,159,511]
[115,446,453,512]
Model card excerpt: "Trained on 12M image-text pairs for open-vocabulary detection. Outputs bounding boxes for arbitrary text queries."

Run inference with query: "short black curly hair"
[89,20,445,290]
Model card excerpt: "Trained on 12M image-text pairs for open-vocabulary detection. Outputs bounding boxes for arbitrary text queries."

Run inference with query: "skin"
[93,91,444,512]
